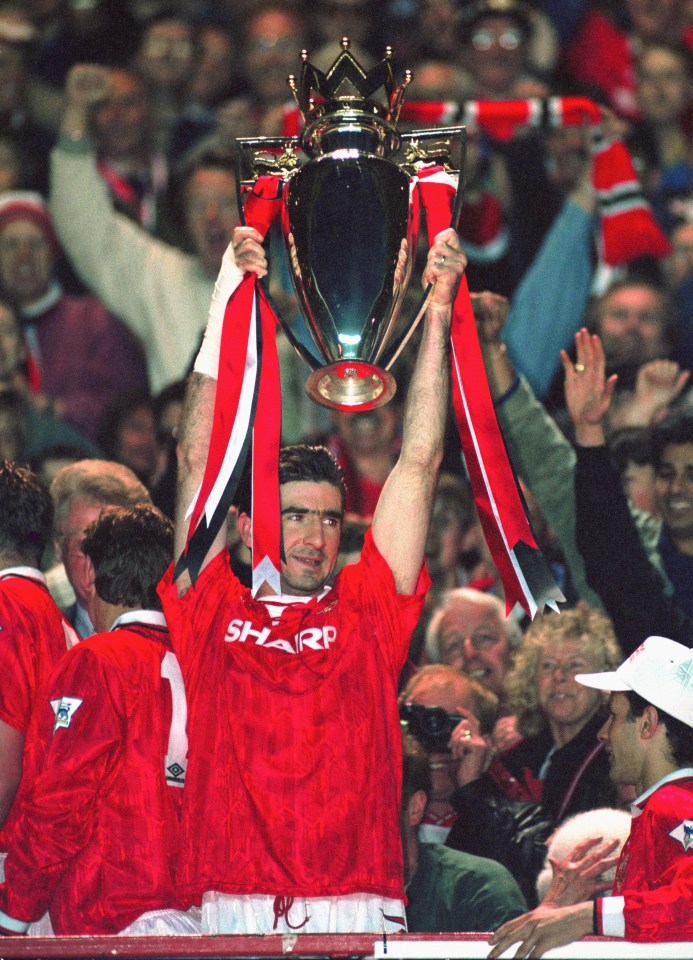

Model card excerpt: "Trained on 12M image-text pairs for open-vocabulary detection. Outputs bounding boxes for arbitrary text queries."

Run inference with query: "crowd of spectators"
[0,0,693,946]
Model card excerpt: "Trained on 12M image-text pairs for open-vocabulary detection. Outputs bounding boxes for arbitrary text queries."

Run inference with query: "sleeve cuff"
[0,909,29,934]
[493,374,521,408]
[56,133,93,153]
[598,896,625,938]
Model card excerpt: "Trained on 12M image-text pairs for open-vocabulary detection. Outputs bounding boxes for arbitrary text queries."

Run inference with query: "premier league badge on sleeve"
[50,696,84,731]
[669,819,693,852]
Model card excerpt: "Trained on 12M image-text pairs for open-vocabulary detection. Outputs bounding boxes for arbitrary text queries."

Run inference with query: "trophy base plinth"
[306,361,396,411]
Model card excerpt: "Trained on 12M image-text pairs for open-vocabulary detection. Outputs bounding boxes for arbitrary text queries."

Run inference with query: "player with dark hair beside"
[489,636,693,956]
[0,505,199,936]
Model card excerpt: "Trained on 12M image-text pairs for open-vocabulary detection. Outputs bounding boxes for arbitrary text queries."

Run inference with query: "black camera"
[399,702,460,753]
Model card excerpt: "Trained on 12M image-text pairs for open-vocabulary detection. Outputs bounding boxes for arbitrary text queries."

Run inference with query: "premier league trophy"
[236,39,465,410]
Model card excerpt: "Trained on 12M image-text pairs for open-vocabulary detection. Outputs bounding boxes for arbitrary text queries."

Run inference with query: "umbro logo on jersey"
[224,618,337,654]
[670,819,693,852]
[50,696,84,731]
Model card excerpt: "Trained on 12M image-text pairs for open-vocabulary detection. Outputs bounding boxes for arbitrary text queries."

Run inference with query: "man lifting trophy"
[178,38,563,619]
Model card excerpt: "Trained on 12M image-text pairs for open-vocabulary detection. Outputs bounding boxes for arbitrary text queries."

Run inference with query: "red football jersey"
[598,771,693,941]
[159,529,428,904]
[0,568,78,851]
[0,614,189,935]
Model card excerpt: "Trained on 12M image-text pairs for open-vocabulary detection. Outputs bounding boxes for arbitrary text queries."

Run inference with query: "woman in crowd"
[495,608,623,822]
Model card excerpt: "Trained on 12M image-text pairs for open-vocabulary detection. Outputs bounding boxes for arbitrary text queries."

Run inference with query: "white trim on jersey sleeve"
[600,895,626,937]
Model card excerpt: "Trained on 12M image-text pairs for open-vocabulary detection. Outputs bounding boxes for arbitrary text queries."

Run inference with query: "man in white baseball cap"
[488,635,693,957]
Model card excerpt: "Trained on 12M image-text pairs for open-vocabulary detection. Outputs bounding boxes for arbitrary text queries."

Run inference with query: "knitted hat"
[576,636,693,729]
[0,192,61,258]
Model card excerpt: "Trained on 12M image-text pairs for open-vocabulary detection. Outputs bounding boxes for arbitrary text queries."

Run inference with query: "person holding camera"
[399,664,498,843]
[401,732,527,933]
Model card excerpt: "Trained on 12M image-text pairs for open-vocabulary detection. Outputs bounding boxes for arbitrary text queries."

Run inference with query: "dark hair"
[624,690,693,768]
[402,731,432,808]
[0,460,53,565]
[82,504,173,610]
[177,144,237,191]
[608,427,655,474]
[652,410,693,468]
[236,444,347,515]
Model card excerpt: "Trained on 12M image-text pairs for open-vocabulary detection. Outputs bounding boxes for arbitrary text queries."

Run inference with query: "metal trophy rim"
[305,360,397,411]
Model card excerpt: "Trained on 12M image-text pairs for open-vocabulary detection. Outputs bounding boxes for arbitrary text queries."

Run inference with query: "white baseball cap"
[575,635,693,729]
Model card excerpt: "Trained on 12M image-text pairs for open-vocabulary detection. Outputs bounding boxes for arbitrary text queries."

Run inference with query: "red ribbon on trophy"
[415,165,562,617]
[179,177,284,594]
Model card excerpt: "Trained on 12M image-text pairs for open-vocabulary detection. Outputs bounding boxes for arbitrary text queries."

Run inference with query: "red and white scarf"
[396,96,671,265]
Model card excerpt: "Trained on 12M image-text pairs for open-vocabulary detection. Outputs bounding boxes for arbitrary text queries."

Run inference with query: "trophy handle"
[234,142,325,373]
[260,284,324,372]
[379,151,466,372]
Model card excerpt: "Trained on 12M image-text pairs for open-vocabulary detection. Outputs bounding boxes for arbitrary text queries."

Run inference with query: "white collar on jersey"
[109,609,167,631]
[631,766,693,816]
[0,565,47,585]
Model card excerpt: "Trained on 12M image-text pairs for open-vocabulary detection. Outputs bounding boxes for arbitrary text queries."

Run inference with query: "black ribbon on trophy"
[182,39,565,617]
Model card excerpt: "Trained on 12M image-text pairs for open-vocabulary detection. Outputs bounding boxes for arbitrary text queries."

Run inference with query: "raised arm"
[372,229,465,594]
[174,228,266,597]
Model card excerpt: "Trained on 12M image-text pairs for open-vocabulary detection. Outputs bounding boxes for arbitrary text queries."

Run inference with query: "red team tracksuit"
[0,612,188,934]
[596,770,693,941]
[159,529,428,915]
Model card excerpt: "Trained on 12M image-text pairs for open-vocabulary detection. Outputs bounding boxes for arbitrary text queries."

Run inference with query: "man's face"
[599,691,644,788]
[637,46,691,125]
[184,169,239,275]
[0,219,54,305]
[536,639,603,741]
[625,0,679,41]
[243,9,303,107]
[655,442,693,545]
[278,480,343,595]
[137,19,194,91]
[56,499,104,607]
[91,70,148,159]
[437,599,510,696]
[597,286,666,364]
[466,15,527,96]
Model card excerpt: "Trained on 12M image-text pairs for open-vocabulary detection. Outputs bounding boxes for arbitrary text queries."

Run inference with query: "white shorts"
[119,907,202,935]
[201,891,407,935]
